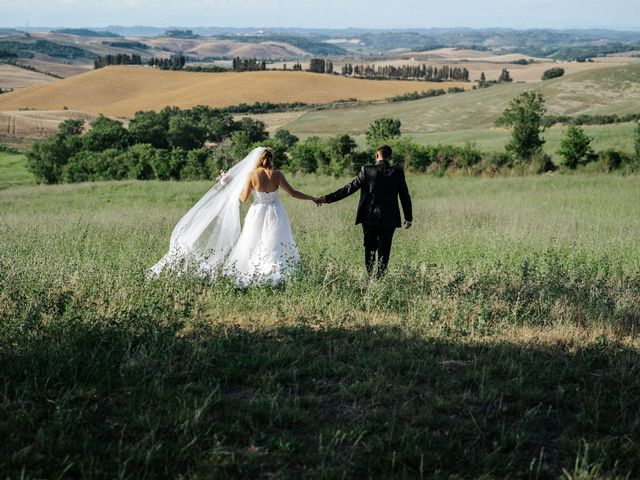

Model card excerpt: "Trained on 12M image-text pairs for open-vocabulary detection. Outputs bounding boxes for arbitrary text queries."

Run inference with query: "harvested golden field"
[25,59,95,78]
[445,58,630,82]
[0,66,470,118]
[0,110,98,138]
[0,64,56,90]
[401,47,529,60]
[270,54,640,83]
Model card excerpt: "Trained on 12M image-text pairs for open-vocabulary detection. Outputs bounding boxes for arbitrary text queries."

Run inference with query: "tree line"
[26,97,640,185]
[2,59,63,78]
[339,63,471,81]
[232,57,267,72]
[148,55,187,70]
[542,112,640,127]
[94,53,143,69]
[101,41,149,50]
[308,58,334,74]
[475,69,513,88]
[26,106,271,184]
[0,39,95,60]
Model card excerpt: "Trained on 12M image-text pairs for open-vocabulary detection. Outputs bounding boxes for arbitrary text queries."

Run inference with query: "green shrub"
[557,125,596,168]
[228,131,255,159]
[167,113,207,150]
[366,118,402,148]
[348,150,372,175]
[57,118,84,137]
[128,111,169,149]
[234,117,268,143]
[499,91,546,160]
[541,67,565,80]
[458,143,483,168]
[206,139,238,179]
[206,130,272,179]
[467,151,515,176]
[389,137,428,172]
[527,152,556,174]
[203,112,236,142]
[431,144,461,170]
[486,151,514,168]
[64,148,129,182]
[148,148,177,180]
[0,145,20,154]
[598,149,628,172]
[180,148,210,180]
[26,135,72,184]
[634,123,640,163]
[323,134,358,176]
[82,116,130,152]
[120,144,161,180]
[274,129,299,148]
[288,137,327,173]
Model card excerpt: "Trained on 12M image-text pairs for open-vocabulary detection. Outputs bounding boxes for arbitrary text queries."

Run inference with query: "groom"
[316,145,412,277]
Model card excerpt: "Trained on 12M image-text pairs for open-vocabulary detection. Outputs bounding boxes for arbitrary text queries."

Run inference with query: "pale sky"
[1,0,639,30]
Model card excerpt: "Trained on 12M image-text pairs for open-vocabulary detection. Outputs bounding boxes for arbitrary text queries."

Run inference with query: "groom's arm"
[323,167,366,204]
[398,169,413,223]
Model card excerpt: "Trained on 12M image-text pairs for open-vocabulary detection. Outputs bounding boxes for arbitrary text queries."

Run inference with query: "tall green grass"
[1,175,640,478]
[285,64,640,135]
[296,122,637,166]
[0,152,33,189]
[406,123,637,162]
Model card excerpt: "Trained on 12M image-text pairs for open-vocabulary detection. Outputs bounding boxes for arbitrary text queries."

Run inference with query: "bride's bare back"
[251,168,279,193]
[240,167,315,203]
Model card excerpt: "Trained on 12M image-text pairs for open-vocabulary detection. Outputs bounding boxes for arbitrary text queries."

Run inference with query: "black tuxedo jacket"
[325,160,413,228]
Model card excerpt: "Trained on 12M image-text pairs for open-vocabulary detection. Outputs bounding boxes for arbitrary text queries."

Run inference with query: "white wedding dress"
[148,147,299,287]
[223,190,299,287]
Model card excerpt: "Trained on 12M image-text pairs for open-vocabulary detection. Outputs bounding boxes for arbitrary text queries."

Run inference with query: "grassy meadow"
[2,172,640,478]
[298,123,638,164]
[283,64,640,135]
[407,123,639,162]
[0,152,33,189]
[1,39,640,480]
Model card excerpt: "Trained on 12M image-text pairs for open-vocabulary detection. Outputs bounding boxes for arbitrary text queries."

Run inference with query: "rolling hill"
[4,32,343,66]
[0,32,346,85]
[139,37,310,59]
[0,63,57,89]
[268,56,633,83]
[281,63,640,134]
[0,66,469,118]
[0,110,97,138]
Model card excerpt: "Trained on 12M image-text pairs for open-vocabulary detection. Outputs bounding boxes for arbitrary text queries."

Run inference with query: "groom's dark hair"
[377,145,392,160]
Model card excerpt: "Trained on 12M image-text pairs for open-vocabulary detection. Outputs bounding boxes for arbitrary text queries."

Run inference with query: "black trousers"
[362,224,396,277]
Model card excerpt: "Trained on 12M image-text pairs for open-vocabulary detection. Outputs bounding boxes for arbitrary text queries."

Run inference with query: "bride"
[148,146,318,287]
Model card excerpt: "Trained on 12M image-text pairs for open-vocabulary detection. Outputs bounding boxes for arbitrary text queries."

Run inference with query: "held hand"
[403,220,412,229]
[314,196,326,206]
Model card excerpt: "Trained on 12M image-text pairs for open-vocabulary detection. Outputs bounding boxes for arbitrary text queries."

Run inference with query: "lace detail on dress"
[253,190,279,205]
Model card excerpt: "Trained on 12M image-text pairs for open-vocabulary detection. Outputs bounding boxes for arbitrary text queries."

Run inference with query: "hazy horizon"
[1,0,639,31]
[4,25,640,33]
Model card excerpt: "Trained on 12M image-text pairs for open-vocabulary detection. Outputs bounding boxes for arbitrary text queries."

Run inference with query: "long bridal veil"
[148,146,266,278]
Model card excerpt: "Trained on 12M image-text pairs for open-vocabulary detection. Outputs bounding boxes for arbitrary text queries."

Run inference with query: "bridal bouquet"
[216,170,232,186]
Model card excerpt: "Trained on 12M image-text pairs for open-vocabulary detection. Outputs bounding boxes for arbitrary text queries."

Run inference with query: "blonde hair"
[256,148,274,169]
